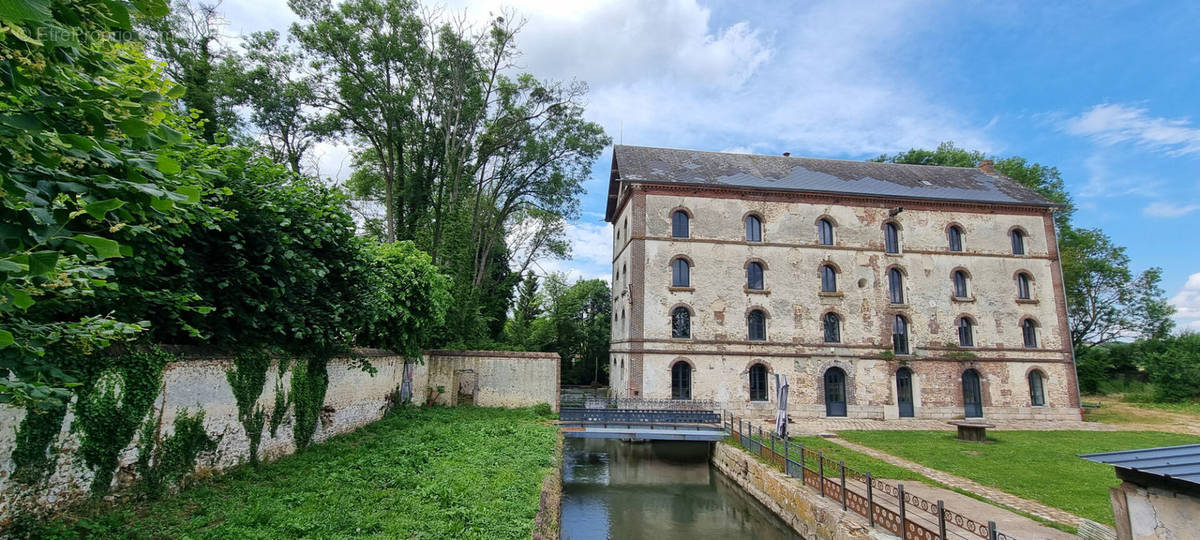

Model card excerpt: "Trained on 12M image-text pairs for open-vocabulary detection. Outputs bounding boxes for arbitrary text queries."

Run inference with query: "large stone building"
[605,145,1080,420]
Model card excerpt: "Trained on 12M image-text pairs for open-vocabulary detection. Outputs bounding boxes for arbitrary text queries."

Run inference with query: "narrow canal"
[560,437,799,539]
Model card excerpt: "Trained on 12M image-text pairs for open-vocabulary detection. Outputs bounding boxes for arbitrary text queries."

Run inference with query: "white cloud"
[1171,272,1200,320]
[1076,153,1162,199]
[1143,202,1200,218]
[1062,103,1200,157]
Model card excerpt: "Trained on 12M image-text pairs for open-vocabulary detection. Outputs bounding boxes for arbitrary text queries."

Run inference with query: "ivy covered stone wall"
[0,349,558,525]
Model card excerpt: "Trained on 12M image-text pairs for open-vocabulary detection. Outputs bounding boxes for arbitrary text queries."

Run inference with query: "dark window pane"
[672,307,691,339]
[1022,319,1037,348]
[958,318,974,347]
[885,223,900,253]
[672,362,691,399]
[746,215,762,242]
[1029,371,1045,406]
[948,226,963,251]
[749,364,767,401]
[824,312,841,343]
[1017,274,1031,300]
[1011,230,1025,255]
[747,262,764,290]
[954,271,968,298]
[821,265,837,292]
[748,310,766,341]
[889,269,904,304]
[673,211,689,238]
[672,259,690,287]
[893,315,909,354]
[818,219,834,245]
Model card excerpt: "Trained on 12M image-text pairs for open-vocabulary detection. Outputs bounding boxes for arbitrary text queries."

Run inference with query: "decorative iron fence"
[725,413,1017,540]
[560,408,721,424]
[580,397,720,411]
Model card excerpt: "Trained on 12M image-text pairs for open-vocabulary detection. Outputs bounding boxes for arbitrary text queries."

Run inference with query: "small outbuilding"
[1080,443,1200,540]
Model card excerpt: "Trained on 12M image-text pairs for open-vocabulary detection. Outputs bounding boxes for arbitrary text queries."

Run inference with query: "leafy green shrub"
[532,403,553,418]
[357,241,452,357]
[1143,332,1200,402]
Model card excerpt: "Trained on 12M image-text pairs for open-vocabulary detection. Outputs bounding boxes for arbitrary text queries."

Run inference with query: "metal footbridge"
[558,397,726,441]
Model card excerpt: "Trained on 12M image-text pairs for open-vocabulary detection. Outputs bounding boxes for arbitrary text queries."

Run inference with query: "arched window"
[1022,319,1038,348]
[962,369,983,417]
[824,367,847,417]
[747,309,766,341]
[672,210,690,238]
[884,223,900,254]
[953,270,969,298]
[818,219,835,246]
[672,258,690,287]
[1011,229,1025,255]
[749,364,768,401]
[948,225,963,252]
[1029,370,1046,406]
[671,361,692,400]
[893,315,909,354]
[745,215,762,242]
[957,317,974,347]
[888,268,904,304]
[823,312,841,343]
[1017,273,1032,300]
[672,307,691,339]
[747,261,764,290]
[820,264,837,293]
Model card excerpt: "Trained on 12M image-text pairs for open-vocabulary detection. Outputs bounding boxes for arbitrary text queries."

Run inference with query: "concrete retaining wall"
[711,441,888,540]
[0,348,559,525]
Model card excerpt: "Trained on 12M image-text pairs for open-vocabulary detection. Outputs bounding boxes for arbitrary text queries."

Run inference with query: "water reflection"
[561,438,800,540]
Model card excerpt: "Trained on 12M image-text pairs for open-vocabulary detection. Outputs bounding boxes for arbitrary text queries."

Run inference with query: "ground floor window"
[1029,370,1046,406]
[671,361,692,400]
[749,363,767,401]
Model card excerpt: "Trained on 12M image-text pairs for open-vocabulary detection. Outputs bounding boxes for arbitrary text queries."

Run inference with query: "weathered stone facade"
[606,146,1080,421]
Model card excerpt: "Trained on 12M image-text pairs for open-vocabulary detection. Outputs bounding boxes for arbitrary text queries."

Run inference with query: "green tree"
[357,241,452,357]
[0,0,214,409]
[550,279,611,385]
[504,272,542,348]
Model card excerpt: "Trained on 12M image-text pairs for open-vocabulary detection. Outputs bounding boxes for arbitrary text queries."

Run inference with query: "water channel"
[560,437,800,539]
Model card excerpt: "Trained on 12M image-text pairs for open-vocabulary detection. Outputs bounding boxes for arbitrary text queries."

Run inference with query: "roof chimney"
[977,160,995,174]
[782,152,791,157]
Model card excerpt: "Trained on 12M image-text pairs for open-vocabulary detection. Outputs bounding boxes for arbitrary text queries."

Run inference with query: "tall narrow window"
[821,265,837,293]
[671,361,692,400]
[1029,371,1046,406]
[749,364,768,401]
[747,309,766,341]
[672,258,690,287]
[1022,319,1037,348]
[818,219,835,246]
[823,312,841,343]
[672,210,690,239]
[1017,273,1032,300]
[953,270,969,298]
[885,223,900,254]
[893,315,909,355]
[888,268,904,304]
[1011,229,1025,255]
[672,307,691,339]
[747,262,764,290]
[948,225,963,252]
[745,215,762,242]
[957,317,974,347]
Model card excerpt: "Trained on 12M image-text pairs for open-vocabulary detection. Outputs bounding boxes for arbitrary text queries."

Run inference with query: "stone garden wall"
[0,348,559,525]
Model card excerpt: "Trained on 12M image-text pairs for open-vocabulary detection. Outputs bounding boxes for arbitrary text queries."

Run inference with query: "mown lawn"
[740,432,924,481]
[28,406,558,539]
[839,430,1200,525]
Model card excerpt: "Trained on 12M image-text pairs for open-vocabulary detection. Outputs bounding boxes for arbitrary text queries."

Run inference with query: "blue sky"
[222,0,1200,331]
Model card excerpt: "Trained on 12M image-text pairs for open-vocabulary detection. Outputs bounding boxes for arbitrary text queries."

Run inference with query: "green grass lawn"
[27,406,558,539]
[741,433,924,481]
[839,430,1200,525]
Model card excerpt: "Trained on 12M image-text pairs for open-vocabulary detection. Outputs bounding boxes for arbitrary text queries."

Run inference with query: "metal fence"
[725,413,1017,540]
[574,396,720,411]
[560,407,721,424]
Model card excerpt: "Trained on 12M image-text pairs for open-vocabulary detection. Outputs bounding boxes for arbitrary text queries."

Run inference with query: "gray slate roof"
[605,145,1056,220]
[1080,444,1200,486]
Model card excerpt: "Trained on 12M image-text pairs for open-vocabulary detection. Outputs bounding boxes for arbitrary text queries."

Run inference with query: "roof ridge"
[613,144,990,173]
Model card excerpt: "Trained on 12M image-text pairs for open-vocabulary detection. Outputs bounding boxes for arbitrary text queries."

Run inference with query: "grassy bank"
[26,406,558,539]
[840,430,1200,525]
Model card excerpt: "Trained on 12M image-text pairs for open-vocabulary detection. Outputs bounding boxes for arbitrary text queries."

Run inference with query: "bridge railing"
[560,407,721,424]
[577,397,720,411]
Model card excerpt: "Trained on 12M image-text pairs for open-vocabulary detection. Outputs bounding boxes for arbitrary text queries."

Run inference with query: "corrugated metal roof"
[606,145,1057,220]
[1080,444,1200,485]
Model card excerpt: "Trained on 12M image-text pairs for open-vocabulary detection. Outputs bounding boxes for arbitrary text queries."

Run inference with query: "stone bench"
[948,421,995,442]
